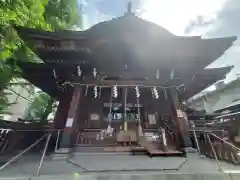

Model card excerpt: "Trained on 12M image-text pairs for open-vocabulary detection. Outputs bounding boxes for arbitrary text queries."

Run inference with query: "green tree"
[23,91,56,121]
[44,0,81,30]
[0,0,81,72]
[0,0,81,116]
[0,91,15,115]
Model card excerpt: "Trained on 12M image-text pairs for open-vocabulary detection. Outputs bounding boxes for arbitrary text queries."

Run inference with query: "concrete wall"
[0,86,34,121]
[188,79,240,113]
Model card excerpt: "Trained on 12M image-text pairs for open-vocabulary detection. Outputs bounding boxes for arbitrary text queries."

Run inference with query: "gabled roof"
[15,14,236,100]
[16,14,236,74]
[180,66,233,99]
[188,78,240,102]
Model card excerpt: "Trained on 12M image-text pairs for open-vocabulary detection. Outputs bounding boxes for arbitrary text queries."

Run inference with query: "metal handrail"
[209,133,240,152]
[163,125,174,142]
[163,122,172,130]
[54,130,60,152]
[0,133,49,171]
[188,129,224,132]
[191,123,201,155]
[36,133,52,176]
[206,133,222,172]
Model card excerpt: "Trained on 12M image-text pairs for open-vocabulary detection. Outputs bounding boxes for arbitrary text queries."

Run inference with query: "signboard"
[148,114,156,124]
[90,114,100,120]
[66,118,73,127]
[176,109,184,118]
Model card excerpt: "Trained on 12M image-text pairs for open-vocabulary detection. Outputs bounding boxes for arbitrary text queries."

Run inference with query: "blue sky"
[78,0,240,84]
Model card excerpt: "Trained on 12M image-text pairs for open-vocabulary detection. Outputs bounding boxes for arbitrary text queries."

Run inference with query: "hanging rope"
[123,88,128,132]
[107,87,113,134]
[98,87,102,99]
[164,88,168,99]
[62,81,185,89]
[136,96,143,136]
[134,85,143,136]
[84,85,89,96]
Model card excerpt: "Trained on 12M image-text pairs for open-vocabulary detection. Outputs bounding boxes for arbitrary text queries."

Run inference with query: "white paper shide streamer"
[135,85,140,98]
[93,68,97,77]
[113,85,118,98]
[152,87,159,99]
[77,65,82,76]
[93,86,98,98]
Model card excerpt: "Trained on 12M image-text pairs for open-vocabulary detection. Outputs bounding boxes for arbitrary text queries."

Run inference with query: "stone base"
[52,148,72,160]
[30,172,239,180]
[184,147,197,154]
[55,148,71,153]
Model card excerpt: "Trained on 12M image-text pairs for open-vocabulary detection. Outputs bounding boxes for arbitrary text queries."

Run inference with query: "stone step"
[51,153,70,160]
[74,146,107,152]
[29,172,240,180]
[184,147,197,153]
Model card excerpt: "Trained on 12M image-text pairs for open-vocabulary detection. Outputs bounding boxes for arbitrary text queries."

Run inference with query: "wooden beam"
[67,78,184,88]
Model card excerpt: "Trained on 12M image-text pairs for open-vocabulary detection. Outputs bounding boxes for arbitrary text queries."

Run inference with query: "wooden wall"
[75,87,173,131]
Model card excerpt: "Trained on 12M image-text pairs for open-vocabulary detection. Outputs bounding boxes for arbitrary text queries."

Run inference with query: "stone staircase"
[19,172,240,180]
[1,151,240,180]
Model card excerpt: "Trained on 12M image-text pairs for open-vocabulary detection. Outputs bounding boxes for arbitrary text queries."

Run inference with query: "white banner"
[66,118,73,127]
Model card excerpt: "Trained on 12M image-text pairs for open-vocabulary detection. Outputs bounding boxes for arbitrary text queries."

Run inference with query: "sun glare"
[139,0,227,35]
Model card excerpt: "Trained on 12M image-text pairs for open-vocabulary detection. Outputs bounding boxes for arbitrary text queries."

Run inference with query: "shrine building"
[15,10,236,156]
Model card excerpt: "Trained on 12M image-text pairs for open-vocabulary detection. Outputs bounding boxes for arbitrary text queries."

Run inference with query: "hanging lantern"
[77,65,82,76]
[135,85,140,98]
[93,86,98,98]
[113,85,118,98]
[156,70,160,79]
[93,68,97,77]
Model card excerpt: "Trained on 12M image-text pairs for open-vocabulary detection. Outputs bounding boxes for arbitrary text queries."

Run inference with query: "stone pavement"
[0,153,239,180]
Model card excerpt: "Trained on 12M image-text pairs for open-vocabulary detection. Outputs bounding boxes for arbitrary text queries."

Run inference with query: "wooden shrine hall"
[15,11,236,156]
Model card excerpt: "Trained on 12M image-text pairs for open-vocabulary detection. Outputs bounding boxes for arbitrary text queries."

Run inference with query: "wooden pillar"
[53,94,72,130]
[168,87,192,148]
[59,87,82,149]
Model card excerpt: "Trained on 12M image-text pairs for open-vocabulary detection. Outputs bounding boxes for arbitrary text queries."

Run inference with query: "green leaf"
[0,0,81,118]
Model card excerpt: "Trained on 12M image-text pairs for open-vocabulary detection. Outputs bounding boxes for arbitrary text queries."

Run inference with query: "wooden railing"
[162,122,176,142]
[0,129,19,155]
[188,119,228,134]
[0,128,55,155]
[161,121,183,150]
[76,129,117,146]
[199,132,240,165]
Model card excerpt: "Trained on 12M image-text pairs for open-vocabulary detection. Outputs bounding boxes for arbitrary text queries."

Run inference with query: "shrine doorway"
[102,103,144,131]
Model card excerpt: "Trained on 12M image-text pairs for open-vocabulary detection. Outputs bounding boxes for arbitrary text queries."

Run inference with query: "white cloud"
[79,0,239,82]
[139,0,239,83]
[78,0,114,29]
[139,0,227,35]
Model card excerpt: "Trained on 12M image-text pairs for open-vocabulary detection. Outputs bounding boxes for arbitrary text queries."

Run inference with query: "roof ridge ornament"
[128,2,132,13]
[125,1,134,15]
